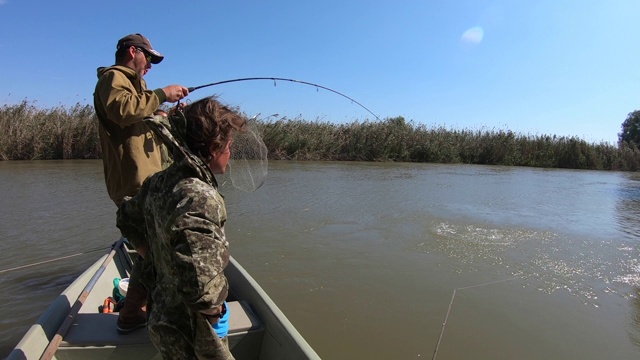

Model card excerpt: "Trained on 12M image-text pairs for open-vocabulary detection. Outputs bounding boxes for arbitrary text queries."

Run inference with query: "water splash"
[412,220,640,306]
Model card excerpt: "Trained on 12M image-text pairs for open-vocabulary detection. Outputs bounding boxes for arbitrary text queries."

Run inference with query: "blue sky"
[1,1,639,144]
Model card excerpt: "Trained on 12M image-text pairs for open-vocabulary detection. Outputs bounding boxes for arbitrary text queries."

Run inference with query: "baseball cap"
[116,33,164,64]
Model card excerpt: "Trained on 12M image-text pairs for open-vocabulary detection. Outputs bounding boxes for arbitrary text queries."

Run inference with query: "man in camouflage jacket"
[117,110,233,359]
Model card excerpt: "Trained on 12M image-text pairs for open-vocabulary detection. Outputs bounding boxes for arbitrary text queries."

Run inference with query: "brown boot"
[116,278,148,334]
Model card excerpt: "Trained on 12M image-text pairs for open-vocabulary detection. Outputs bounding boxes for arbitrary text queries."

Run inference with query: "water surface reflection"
[1,161,639,359]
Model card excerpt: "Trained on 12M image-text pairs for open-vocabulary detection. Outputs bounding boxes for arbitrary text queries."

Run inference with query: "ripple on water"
[411,220,640,306]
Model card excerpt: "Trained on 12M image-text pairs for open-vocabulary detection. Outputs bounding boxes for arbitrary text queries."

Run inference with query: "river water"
[1,160,639,359]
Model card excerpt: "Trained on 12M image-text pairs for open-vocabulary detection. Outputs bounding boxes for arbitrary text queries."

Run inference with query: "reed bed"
[0,101,100,160]
[258,116,640,171]
[1,101,638,171]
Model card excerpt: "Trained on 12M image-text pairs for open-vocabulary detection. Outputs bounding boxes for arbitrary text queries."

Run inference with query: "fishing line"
[187,77,381,121]
[0,246,110,274]
[432,276,520,360]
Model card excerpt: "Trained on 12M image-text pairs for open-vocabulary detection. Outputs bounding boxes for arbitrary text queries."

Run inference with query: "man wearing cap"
[93,33,188,334]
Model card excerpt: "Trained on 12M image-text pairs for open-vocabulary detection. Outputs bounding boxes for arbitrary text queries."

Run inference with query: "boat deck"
[9,242,320,360]
[11,248,266,360]
[56,248,266,360]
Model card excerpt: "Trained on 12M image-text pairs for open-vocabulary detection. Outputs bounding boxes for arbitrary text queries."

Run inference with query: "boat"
[8,239,320,360]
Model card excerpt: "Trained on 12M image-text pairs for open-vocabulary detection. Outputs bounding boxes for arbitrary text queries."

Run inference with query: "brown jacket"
[93,65,168,205]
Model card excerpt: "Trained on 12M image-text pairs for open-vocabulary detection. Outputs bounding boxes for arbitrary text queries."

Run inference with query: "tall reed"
[0,100,100,160]
[257,117,640,171]
[1,101,638,171]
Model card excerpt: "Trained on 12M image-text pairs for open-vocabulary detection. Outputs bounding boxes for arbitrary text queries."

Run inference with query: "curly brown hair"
[183,96,247,160]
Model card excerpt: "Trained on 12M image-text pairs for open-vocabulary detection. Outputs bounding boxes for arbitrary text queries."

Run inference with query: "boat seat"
[58,300,264,359]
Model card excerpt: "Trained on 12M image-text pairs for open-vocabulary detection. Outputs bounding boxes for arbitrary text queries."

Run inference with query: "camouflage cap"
[116,33,164,64]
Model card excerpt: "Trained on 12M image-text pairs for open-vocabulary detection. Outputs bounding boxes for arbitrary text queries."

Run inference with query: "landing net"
[227,117,268,192]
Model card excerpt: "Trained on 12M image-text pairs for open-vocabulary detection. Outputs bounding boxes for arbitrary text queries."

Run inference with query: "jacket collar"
[143,112,217,187]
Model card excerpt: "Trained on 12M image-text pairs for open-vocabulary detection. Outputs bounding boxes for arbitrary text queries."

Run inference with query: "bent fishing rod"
[187,77,381,121]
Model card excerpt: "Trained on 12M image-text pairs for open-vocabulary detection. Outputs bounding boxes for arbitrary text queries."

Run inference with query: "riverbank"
[1,100,638,170]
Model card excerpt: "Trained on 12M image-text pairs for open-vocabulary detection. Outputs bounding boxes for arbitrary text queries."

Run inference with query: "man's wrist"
[154,88,167,103]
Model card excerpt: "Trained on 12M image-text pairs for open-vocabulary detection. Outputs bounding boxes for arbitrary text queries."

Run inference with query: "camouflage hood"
[143,112,217,187]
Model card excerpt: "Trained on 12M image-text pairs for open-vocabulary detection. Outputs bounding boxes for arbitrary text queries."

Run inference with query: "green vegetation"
[1,101,639,171]
[0,101,100,160]
[619,110,640,148]
[260,116,640,171]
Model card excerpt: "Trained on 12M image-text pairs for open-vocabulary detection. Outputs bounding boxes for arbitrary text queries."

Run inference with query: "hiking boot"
[116,273,148,335]
[116,313,147,334]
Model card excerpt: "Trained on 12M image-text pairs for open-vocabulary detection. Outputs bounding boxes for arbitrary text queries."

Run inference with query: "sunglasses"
[136,47,152,63]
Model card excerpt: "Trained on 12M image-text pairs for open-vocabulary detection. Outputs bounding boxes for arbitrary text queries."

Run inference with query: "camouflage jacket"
[117,112,231,358]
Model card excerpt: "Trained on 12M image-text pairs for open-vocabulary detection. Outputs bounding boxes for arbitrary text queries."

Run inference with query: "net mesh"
[226,117,268,192]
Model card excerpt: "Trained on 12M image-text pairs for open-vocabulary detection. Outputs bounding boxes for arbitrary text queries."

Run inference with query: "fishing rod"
[187,77,381,121]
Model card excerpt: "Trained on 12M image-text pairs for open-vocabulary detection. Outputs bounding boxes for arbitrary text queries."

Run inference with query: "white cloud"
[461,27,484,45]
